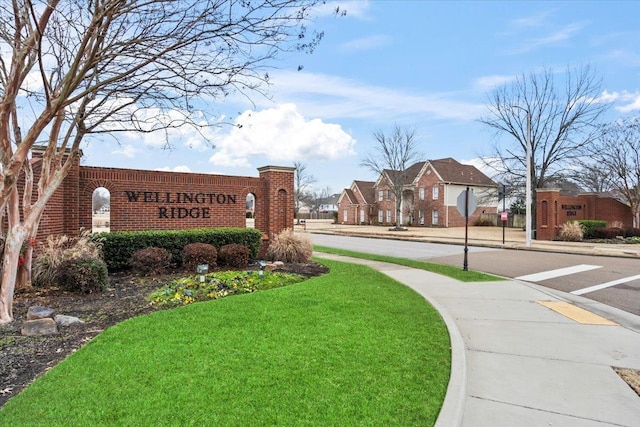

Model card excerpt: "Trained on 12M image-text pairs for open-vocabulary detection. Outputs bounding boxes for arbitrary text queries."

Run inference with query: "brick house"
[336,180,376,224]
[338,158,498,227]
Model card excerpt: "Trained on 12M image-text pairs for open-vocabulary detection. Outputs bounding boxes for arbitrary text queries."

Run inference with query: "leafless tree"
[479,65,609,235]
[307,186,332,217]
[0,0,331,324]
[92,187,110,213]
[360,125,422,230]
[588,117,640,227]
[571,163,614,193]
[293,161,316,223]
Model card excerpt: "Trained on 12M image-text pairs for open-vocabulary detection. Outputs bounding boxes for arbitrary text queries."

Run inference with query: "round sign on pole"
[456,190,477,217]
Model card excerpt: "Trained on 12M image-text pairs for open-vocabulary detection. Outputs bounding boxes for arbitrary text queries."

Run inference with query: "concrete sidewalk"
[314,253,640,427]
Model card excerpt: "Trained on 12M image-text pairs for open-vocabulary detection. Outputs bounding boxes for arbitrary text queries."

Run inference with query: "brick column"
[257,166,295,239]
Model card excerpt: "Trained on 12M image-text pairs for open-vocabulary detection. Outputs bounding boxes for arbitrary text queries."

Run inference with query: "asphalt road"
[310,234,640,317]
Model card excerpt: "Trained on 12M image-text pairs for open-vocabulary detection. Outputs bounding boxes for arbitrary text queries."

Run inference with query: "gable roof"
[428,158,497,187]
[353,180,376,204]
[338,188,357,205]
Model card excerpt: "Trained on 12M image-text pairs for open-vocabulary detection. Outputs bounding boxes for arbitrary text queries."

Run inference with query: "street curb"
[413,280,466,427]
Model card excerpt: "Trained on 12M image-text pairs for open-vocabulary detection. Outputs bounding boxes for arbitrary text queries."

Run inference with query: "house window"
[378,210,383,223]
[343,210,348,222]
[386,209,392,223]
[419,187,425,200]
[432,186,439,200]
[386,190,392,201]
[432,209,439,225]
[360,209,365,223]
[378,190,383,202]
[419,210,424,225]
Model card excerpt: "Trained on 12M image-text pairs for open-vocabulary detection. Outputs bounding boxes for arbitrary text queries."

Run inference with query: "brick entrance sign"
[536,189,633,240]
[34,148,294,243]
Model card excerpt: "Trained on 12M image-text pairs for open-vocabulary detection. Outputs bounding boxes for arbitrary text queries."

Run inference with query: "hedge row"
[576,220,607,239]
[93,228,263,272]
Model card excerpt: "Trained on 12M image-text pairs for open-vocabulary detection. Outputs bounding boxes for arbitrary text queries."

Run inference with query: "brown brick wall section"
[537,189,633,240]
[30,151,294,242]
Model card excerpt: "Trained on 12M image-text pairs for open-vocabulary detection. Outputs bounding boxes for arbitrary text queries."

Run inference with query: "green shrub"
[56,257,108,294]
[558,221,583,242]
[97,228,263,272]
[33,232,103,287]
[266,229,313,263]
[182,243,217,272]
[577,220,607,239]
[218,244,250,268]
[593,227,624,239]
[129,247,173,275]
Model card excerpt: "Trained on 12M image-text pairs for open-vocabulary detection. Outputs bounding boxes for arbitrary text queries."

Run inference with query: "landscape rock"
[21,318,58,336]
[26,306,55,320]
[55,315,85,327]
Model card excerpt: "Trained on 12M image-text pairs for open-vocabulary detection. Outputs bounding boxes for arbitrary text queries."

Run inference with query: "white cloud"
[590,90,640,112]
[509,10,555,29]
[209,104,356,168]
[473,74,517,91]
[155,165,193,173]
[316,1,371,20]
[339,35,392,52]
[511,22,588,54]
[618,93,640,113]
[111,144,139,158]
[265,71,485,121]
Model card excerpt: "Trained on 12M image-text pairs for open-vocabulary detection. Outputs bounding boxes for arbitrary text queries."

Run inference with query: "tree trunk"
[0,226,27,324]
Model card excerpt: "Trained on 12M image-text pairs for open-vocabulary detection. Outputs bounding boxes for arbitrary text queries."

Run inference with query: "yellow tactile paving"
[536,301,618,325]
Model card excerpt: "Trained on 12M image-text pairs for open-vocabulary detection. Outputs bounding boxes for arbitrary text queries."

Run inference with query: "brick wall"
[31,151,294,242]
[536,189,633,240]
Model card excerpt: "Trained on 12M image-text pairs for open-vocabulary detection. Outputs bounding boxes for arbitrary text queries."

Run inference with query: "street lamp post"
[512,105,533,248]
[525,112,532,248]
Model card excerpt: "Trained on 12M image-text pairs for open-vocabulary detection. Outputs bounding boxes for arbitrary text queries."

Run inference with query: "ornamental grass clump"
[266,229,313,263]
[558,221,584,242]
[32,231,103,287]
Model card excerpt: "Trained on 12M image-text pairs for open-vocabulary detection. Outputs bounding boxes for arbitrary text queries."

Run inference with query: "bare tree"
[307,186,332,217]
[571,163,614,193]
[479,65,609,235]
[360,125,422,230]
[589,117,640,227]
[0,0,331,324]
[92,188,110,213]
[293,161,316,223]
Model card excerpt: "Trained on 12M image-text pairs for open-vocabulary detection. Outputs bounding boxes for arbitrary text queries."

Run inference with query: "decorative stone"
[273,261,285,267]
[21,318,58,336]
[55,315,85,326]
[26,306,55,320]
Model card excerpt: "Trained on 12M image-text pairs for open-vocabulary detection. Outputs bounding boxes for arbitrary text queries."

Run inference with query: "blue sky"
[81,0,640,195]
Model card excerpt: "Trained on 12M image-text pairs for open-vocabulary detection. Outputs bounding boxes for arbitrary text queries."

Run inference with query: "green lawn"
[313,245,505,282]
[0,258,451,426]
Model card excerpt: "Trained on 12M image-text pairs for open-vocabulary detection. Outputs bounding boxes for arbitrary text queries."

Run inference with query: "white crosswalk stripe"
[571,274,640,296]
[515,264,602,282]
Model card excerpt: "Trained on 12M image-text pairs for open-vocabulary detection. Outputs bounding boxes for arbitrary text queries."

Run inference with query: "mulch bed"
[0,262,328,408]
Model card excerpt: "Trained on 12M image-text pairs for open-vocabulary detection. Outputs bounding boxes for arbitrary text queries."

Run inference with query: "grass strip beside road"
[0,258,450,427]
[314,245,504,282]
